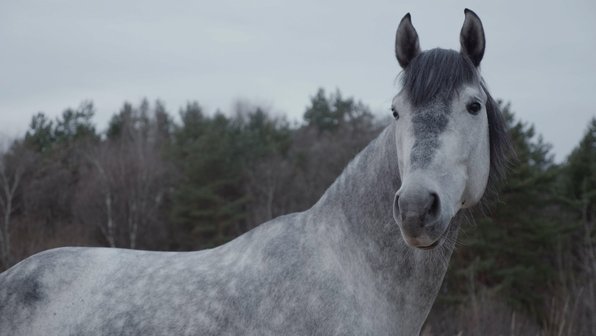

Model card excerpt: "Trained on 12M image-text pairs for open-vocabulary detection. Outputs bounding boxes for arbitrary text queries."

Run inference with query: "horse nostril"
[395,189,441,228]
[394,195,406,221]
[427,193,440,220]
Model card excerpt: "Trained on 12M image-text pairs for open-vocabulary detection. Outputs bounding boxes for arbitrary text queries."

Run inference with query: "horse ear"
[460,8,485,67]
[395,13,421,69]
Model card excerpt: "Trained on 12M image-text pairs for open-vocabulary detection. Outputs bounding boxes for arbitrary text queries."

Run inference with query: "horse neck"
[309,122,458,327]
[313,124,400,228]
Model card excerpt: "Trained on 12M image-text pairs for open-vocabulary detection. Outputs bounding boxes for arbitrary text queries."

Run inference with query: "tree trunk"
[105,193,116,247]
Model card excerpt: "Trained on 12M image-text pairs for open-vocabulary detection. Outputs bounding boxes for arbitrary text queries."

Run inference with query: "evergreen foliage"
[170,105,246,249]
[1,91,594,332]
[447,103,584,320]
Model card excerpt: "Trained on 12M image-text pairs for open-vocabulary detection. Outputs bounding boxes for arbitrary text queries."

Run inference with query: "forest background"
[0,89,594,335]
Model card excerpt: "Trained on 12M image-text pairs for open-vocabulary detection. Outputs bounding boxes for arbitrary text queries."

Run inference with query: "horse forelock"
[400,48,479,107]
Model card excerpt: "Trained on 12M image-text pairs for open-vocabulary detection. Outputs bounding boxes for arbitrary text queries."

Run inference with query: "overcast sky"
[1,0,594,161]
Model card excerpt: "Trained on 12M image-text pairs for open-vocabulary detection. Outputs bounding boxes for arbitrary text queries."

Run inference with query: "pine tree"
[303,88,372,132]
[557,118,596,324]
[561,118,596,229]
[170,104,247,249]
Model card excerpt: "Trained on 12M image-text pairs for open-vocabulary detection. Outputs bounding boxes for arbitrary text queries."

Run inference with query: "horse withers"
[0,9,509,336]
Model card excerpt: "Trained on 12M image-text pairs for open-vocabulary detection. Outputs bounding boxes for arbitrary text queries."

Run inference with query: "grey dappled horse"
[0,9,509,336]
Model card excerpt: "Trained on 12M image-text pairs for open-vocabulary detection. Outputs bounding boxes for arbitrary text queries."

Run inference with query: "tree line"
[0,89,594,334]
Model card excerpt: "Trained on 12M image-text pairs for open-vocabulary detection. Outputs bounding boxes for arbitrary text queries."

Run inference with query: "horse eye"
[391,106,399,120]
[466,102,482,115]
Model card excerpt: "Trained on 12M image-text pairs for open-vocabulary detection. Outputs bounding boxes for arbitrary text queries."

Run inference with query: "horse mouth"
[414,224,450,250]
[417,240,440,250]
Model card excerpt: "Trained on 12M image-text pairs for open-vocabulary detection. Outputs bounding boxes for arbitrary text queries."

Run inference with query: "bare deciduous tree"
[74,103,170,249]
[0,141,34,269]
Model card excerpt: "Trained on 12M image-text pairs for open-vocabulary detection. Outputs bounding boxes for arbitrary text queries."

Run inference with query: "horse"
[0,9,509,336]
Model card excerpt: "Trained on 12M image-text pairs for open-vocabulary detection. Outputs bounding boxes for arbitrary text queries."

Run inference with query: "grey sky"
[1,0,594,161]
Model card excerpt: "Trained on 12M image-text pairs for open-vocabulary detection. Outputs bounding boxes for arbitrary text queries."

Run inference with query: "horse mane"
[400,48,512,203]
[482,83,511,202]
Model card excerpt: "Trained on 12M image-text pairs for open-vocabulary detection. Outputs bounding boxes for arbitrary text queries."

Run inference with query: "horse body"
[1,9,507,336]
[0,126,455,335]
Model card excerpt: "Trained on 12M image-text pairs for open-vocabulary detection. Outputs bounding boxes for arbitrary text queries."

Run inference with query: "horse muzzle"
[392,184,448,249]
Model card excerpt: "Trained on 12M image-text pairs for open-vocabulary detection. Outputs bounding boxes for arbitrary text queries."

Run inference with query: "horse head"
[391,9,508,249]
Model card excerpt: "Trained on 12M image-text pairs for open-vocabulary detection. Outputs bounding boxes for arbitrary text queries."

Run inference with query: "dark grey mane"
[401,48,511,201]
[483,84,511,200]
[401,48,479,107]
